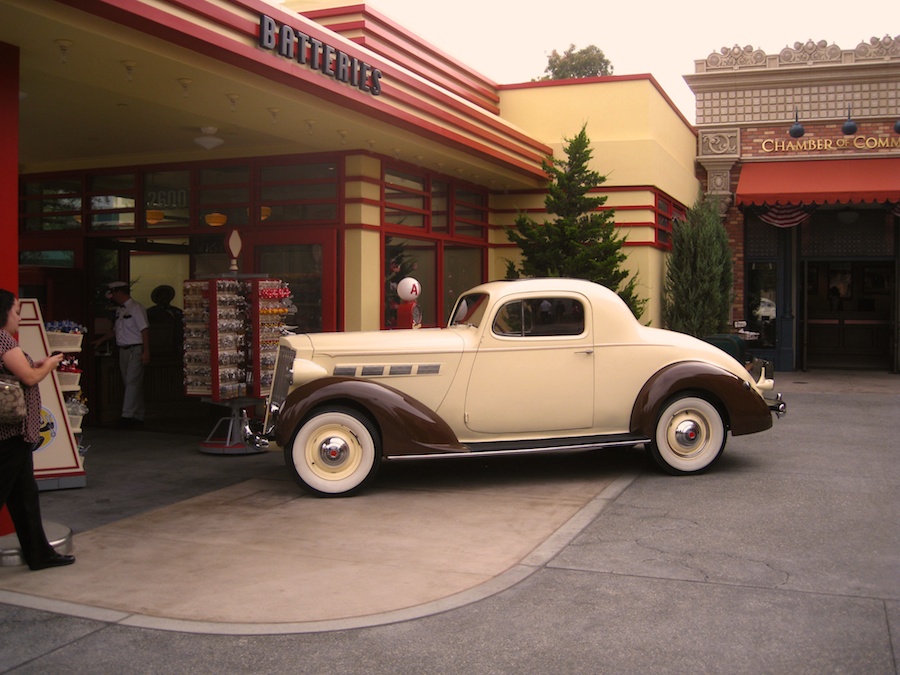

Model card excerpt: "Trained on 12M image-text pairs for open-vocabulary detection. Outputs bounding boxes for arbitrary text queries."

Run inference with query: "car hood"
[284,327,471,411]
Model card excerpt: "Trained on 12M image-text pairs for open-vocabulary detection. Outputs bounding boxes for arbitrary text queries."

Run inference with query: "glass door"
[251,230,337,333]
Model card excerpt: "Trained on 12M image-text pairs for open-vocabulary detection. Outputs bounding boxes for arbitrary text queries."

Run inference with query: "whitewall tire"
[287,406,381,497]
[648,395,726,475]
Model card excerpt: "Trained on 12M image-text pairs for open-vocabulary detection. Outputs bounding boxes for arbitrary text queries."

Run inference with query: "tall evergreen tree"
[662,195,733,336]
[506,124,645,318]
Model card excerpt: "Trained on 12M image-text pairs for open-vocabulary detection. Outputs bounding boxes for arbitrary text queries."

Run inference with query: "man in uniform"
[93,281,150,427]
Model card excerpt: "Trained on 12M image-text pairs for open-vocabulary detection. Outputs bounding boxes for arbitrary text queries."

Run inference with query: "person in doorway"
[147,285,184,358]
[0,289,76,571]
[93,281,150,427]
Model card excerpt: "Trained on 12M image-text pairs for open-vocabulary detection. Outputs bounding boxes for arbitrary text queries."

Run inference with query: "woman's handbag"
[0,373,26,424]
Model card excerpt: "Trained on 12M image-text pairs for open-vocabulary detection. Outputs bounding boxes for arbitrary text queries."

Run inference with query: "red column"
[0,41,20,536]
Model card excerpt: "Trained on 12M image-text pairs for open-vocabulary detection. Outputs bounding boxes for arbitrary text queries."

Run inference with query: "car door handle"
[576,349,594,354]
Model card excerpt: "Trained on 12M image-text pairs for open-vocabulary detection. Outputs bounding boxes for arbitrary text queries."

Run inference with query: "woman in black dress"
[0,288,75,570]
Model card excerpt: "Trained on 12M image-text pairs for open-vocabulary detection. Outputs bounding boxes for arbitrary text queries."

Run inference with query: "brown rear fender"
[275,377,466,457]
[630,362,773,438]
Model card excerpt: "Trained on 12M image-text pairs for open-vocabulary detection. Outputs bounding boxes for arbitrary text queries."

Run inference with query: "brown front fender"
[274,377,466,457]
[630,362,773,438]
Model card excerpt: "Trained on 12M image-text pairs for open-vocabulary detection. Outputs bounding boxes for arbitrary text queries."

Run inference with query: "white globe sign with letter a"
[397,277,420,301]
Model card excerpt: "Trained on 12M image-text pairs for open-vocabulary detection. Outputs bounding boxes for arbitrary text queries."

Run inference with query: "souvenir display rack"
[182,277,291,402]
[46,322,88,435]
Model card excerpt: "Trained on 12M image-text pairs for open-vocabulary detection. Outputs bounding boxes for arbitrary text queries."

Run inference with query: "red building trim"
[0,42,18,293]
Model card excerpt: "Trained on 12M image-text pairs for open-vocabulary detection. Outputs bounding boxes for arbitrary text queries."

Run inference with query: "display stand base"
[0,521,74,567]
[199,397,265,455]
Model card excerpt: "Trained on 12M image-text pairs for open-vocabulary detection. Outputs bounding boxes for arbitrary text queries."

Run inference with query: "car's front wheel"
[647,395,726,475]
[287,406,381,497]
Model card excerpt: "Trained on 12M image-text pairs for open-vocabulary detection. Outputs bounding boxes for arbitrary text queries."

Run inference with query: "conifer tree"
[506,124,646,318]
[662,195,733,336]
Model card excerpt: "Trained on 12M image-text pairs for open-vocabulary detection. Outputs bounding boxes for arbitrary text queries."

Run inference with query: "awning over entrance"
[735,158,900,207]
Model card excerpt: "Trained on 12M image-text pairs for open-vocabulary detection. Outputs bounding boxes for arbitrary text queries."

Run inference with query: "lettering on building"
[761,135,900,152]
[258,14,383,96]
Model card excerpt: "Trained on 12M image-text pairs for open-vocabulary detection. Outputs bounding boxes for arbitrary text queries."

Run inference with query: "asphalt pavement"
[0,369,897,674]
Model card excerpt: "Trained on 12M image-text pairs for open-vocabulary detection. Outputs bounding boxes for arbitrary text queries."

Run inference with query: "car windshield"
[449,293,488,327]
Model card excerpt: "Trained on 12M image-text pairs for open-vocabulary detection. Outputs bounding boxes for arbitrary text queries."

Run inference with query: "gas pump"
[395,277,422,329]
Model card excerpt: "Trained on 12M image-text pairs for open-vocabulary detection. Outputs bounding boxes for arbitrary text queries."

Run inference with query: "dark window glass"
[18,250,75,267]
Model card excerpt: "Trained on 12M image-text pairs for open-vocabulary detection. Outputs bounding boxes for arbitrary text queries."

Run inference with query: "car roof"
[465,278,623,302]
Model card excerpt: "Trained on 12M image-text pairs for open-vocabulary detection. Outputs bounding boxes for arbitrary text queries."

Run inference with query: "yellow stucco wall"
[493,78,699,325]
[498,78,698,203]
[343,154,383,330]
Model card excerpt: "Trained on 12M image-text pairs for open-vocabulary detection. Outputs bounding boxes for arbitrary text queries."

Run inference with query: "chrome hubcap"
[319,436,350,466]
[674,420,701,449]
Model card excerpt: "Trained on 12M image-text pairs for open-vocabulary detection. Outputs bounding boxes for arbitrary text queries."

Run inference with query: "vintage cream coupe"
[247,278,785,496]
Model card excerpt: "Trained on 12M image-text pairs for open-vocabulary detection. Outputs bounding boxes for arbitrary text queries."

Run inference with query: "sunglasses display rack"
[182,277,292,402]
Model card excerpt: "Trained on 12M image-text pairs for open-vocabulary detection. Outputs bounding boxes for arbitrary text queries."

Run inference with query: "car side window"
[493,297,584,337]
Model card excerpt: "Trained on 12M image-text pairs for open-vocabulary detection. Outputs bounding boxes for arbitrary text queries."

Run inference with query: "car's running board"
[386,434,650,461]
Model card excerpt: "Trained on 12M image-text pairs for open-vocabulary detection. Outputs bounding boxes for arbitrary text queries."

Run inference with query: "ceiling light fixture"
[54,39,72,63]
[194,126,224,150]
[120,60,138,82]
[146,210,165,225]
[205,212,228,227]
[177,78,192,98]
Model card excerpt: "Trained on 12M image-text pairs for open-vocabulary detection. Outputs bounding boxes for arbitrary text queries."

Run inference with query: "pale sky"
[366,0,896,122]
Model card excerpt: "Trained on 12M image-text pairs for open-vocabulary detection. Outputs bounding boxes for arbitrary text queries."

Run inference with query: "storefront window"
[257,244,324,334]
[453,187,486,239]
[431,181,449,233]
[18,250,75,267]
[144,170,190,228]
[443,244,483,324]
[20,178,82,231]
[259,161,339,224]
[88,173,136,231]
[654,193,682,250]
[384,236,436,327]
[385,169,427,228]
[747,262,777,348]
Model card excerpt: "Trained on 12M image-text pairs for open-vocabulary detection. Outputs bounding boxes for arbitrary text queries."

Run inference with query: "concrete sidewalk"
[0,369,897,673]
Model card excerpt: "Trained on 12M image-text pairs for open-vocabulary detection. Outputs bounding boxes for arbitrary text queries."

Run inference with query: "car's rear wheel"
[648,395,726,475]
[287,406,381,497]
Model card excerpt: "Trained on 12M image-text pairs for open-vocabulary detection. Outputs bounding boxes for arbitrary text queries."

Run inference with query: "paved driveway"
[0,371,897,673]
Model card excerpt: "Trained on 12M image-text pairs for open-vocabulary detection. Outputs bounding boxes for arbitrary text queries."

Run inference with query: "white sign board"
[16,299,86,489]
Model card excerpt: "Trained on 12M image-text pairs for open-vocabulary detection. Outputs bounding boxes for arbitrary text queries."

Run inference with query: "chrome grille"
[268,345,296,415]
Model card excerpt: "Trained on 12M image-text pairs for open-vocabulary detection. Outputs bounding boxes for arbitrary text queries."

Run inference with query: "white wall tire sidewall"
[654,396,725,473]
[291,410,377,495]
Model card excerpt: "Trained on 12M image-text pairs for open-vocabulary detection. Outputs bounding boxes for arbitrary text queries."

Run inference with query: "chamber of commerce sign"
[258,14,383,96]
[762,135,900,152]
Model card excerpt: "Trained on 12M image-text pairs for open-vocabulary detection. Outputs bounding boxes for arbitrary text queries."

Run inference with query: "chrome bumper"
[766,391,786,418]
[243,416,273,451]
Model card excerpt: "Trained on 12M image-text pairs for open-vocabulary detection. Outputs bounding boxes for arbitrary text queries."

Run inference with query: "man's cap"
[107,281,129,291]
